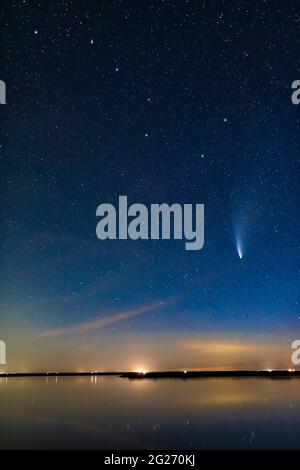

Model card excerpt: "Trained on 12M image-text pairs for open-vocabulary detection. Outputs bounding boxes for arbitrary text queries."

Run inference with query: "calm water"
[0,376,300,449]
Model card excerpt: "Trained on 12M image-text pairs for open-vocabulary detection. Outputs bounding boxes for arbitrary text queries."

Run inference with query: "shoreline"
[1,370,300,379]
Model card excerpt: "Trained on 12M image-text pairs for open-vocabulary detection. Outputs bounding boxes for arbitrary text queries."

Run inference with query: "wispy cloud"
[38,297,179,338]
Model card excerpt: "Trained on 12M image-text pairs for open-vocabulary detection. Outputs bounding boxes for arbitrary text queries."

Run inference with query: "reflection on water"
[0,376,300,449]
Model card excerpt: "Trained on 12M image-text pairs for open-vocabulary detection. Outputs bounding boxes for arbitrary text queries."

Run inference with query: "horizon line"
[1,369,300,379]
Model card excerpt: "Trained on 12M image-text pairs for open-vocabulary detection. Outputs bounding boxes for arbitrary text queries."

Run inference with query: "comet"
[237,240,243,259]
[234,230,244,259]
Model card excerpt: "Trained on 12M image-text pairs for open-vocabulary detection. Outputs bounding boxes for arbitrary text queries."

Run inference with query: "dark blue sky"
[0,0,299,371]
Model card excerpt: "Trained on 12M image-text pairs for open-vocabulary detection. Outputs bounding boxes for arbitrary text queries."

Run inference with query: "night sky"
[0,1,299,372]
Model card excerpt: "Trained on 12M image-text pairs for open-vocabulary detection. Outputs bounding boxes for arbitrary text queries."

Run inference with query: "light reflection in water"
[0,376,300,449]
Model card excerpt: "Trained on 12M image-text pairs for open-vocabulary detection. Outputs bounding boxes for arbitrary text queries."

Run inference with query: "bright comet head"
[236,239,243,259]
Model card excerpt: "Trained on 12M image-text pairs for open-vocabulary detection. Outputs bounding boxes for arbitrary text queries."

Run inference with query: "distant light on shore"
[136,368,147,375]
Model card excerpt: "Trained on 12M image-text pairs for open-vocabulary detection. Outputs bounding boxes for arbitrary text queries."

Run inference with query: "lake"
[0,376,300,449]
